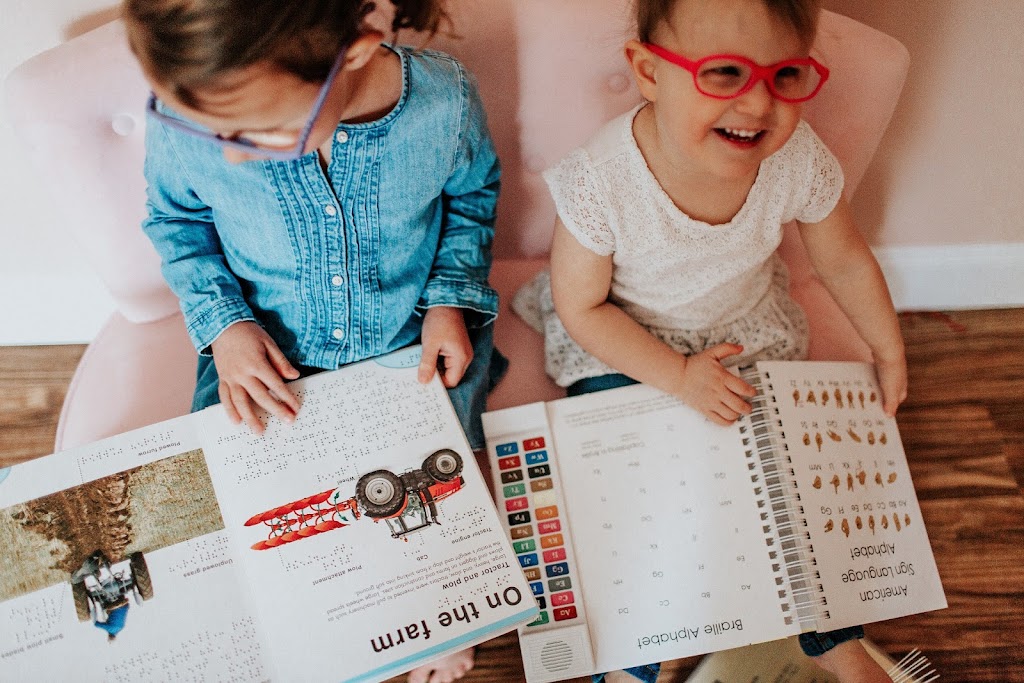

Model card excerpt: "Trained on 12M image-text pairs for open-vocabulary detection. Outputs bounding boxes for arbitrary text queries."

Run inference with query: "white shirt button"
[332,328,345,341]
[335,131,349,144]
[331,275,344,286]
[324,205,337,216]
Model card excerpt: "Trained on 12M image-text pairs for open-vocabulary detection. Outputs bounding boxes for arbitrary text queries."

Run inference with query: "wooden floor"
[2,309,1023,682]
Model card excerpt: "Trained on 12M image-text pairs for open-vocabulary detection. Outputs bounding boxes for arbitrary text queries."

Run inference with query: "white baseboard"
[0,244,1021,346]
[874,243,1024,311]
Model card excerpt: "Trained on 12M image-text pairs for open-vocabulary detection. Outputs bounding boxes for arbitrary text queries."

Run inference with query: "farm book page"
[758,361,946,631]
[544,384,796,672]
[198,347,537,683]
[0,416,274,681]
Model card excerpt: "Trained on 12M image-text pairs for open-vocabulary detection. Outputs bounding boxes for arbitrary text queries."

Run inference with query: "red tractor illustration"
[244,449,465,550]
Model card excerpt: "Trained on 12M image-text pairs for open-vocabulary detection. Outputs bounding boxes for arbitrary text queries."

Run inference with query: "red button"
[537,520,562,534]
[524,437,546,450]
[551,591,575,606]
[505,497,529,511]
[542,548,566,563]
[553,606,578,621]
[498,456,521,470]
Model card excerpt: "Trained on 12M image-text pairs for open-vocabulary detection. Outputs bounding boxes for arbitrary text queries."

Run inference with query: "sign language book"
[0,347,536,682]
[482,361,946,682]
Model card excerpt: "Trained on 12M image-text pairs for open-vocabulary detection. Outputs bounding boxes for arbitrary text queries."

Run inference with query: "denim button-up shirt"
[142,45,500,369]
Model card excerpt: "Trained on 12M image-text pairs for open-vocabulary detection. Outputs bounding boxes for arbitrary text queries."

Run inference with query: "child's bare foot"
[407,647,475,683]
[811,639,892,683]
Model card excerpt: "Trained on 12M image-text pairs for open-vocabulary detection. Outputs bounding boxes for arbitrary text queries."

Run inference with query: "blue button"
[530,581,545,596]
[525,450,549,464]
[545,562,569,578]
[496,442,519,456]
[518,553,539,568]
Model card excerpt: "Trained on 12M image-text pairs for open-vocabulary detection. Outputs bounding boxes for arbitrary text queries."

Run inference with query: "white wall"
[1,2,119,345]
[2,1,1022,346]
[824,0,1024,310]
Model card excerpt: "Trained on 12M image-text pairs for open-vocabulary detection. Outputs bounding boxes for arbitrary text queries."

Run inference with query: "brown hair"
[635,0,821,46]
[123,0,448,107]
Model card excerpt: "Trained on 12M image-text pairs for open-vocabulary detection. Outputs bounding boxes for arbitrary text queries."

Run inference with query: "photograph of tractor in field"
[244,449,466,550]
[70,550,154,640]
[0,449,224,641]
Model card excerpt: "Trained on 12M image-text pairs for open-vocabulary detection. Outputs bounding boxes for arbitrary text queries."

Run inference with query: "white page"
[0,417,274,680]
[757,361,947,631]
[544,384,796,671]
[198,348,537,683]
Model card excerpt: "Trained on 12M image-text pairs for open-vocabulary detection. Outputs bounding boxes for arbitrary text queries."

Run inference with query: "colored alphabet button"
[542,548,567,563]
[524,568,541,582]
[540,533,564,549]
[548,577,572,592]
[553,606,578,622]
[527,611,549,627]
[528,464,551,478]
[513,539,537,554]
[537,520,562,534]
[508,511,531,525]
[498,455,522,470]
[523,437,546,450]
[500,470,524,484]
[496,442,519,456]
[545,562,569,577]
[510,525,534,539]
[503,483,526,497]
[536,505,559,520]
[551,591,574,607]
[536,596,547,610]
[518,554,539,568]
[505,497,529,512]
[525,450,549,465]
[530,478,553,492]
[530,581,544,595]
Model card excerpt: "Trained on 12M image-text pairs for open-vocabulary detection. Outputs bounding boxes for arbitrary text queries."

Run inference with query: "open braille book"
[482,361,946,682]
[0,347,535,683]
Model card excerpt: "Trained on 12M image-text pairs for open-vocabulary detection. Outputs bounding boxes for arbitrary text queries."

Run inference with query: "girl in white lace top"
[514,1,905,681]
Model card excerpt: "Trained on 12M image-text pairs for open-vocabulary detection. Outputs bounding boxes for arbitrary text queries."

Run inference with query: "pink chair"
[4,4,908,451]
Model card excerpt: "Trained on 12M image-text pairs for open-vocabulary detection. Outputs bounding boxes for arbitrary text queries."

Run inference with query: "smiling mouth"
[715,127,766,145]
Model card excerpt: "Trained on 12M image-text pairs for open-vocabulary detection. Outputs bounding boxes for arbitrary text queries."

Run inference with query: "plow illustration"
[244,449,465,550]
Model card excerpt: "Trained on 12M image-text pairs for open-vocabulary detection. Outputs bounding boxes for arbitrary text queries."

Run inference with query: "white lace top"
[513,105,844,388]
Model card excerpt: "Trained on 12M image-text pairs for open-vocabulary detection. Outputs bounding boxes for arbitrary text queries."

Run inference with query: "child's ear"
[343,30,386,71]
[624,40,659,102]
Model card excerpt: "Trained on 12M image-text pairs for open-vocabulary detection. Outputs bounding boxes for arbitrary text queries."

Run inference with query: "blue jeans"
[572,374,863,681]
[193,323,507,450]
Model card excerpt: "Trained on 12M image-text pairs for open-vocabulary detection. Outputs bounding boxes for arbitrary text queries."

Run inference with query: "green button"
[503,483,527,497]
[513,539,537,553]
[527,611,549,627]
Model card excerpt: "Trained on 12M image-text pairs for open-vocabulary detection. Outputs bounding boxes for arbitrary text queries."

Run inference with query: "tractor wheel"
[423,449,463,482]
[355,470,406,518]
[71,581,91,622]
[130,552,154,600]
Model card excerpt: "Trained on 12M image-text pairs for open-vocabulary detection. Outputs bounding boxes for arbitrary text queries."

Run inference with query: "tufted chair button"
[110,113,138,137]
[606,73,631,94]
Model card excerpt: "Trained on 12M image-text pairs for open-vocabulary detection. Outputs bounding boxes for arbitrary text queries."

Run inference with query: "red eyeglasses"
[643,43,830,103]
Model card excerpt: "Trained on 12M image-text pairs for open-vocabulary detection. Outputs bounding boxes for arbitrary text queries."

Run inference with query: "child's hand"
[875,354,908,417]
[677,343,756,426]
[210,321,301,433]
[418,306,473,388]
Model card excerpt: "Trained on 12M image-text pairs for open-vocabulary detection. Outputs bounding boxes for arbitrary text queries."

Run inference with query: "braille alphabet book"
[482,361,946,682]
[0,347,535,682]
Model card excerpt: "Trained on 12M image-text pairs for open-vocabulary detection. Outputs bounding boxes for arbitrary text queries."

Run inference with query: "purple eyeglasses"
[145,44,350,161]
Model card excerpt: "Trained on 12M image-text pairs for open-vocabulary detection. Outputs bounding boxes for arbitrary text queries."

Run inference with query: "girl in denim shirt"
[125,2,498,678]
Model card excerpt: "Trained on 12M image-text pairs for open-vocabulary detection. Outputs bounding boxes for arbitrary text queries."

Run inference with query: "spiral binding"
[887,649,940,682]
[739,365,827,629]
